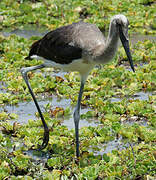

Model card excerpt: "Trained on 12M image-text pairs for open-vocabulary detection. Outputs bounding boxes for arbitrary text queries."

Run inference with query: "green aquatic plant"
[0,0,156,34]
[0,0,156,178]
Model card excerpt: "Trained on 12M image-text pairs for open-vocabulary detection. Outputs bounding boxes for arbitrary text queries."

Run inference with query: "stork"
[21,14,135,158]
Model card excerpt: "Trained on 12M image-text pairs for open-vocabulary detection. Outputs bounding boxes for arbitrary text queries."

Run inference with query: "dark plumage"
[25,21,106,65]
[26,23,83,64]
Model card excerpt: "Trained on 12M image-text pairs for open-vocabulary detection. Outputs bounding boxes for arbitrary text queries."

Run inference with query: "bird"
[21,14,135,158]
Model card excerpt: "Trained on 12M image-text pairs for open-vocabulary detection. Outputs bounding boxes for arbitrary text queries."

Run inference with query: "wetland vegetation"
[0,0,156,179]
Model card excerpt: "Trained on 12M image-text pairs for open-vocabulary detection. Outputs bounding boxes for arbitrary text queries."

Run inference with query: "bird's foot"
[37,129,49,150]
[75,156,80,164]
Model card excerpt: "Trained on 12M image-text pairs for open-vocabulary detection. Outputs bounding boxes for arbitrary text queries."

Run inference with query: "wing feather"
[27,23,82,64]
[26,21,105,64]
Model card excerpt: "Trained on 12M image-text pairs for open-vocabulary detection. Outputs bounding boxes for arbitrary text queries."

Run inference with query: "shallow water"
[0,95,99,130]
[0,91,151,127]
[130,34,156,44]
[111,91,152,103]
[42,69,68,79]
[0,81,7,93]
[131,91,152,100]
[0,89,150,160]
[1,26,48,39]
[122,117,148,126]
[23,136,132,160]
[90,136,133,157]
[1,28,156,44]
[62,109,99,130]
[1,92,148,161]
[23,149,50,161]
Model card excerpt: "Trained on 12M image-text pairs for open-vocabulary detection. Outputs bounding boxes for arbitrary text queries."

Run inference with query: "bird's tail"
[25,39,41,60]
[25,55,32,60]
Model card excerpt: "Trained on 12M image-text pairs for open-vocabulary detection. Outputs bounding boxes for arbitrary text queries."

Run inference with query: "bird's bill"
[119,26,135,72]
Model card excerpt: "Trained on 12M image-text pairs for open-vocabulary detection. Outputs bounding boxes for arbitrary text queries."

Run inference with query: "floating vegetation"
[0,0,156,34]
[0,0,156,179]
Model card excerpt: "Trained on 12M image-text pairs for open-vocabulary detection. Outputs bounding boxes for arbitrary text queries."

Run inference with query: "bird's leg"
[21,64,49,150]
[74,79,85,158]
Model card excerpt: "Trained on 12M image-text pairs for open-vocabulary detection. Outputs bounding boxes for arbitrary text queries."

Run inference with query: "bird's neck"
[95,22,119,64]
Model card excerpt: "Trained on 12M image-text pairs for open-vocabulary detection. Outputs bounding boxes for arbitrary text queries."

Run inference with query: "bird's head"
[111,14,135,72]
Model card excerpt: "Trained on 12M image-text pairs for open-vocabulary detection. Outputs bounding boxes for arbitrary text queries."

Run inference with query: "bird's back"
[26,21,106,64]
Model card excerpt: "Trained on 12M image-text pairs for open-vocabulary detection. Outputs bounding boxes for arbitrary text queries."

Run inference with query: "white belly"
[31,55,95,81]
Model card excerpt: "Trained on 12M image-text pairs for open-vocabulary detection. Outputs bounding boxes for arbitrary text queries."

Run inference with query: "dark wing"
[26,23,82,64]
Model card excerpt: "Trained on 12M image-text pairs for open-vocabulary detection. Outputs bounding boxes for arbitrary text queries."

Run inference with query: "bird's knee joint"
[20,68,28,76]
[74,110,80,124]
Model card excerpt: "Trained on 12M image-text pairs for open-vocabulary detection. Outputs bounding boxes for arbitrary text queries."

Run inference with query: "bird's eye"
[116,21,121,27]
